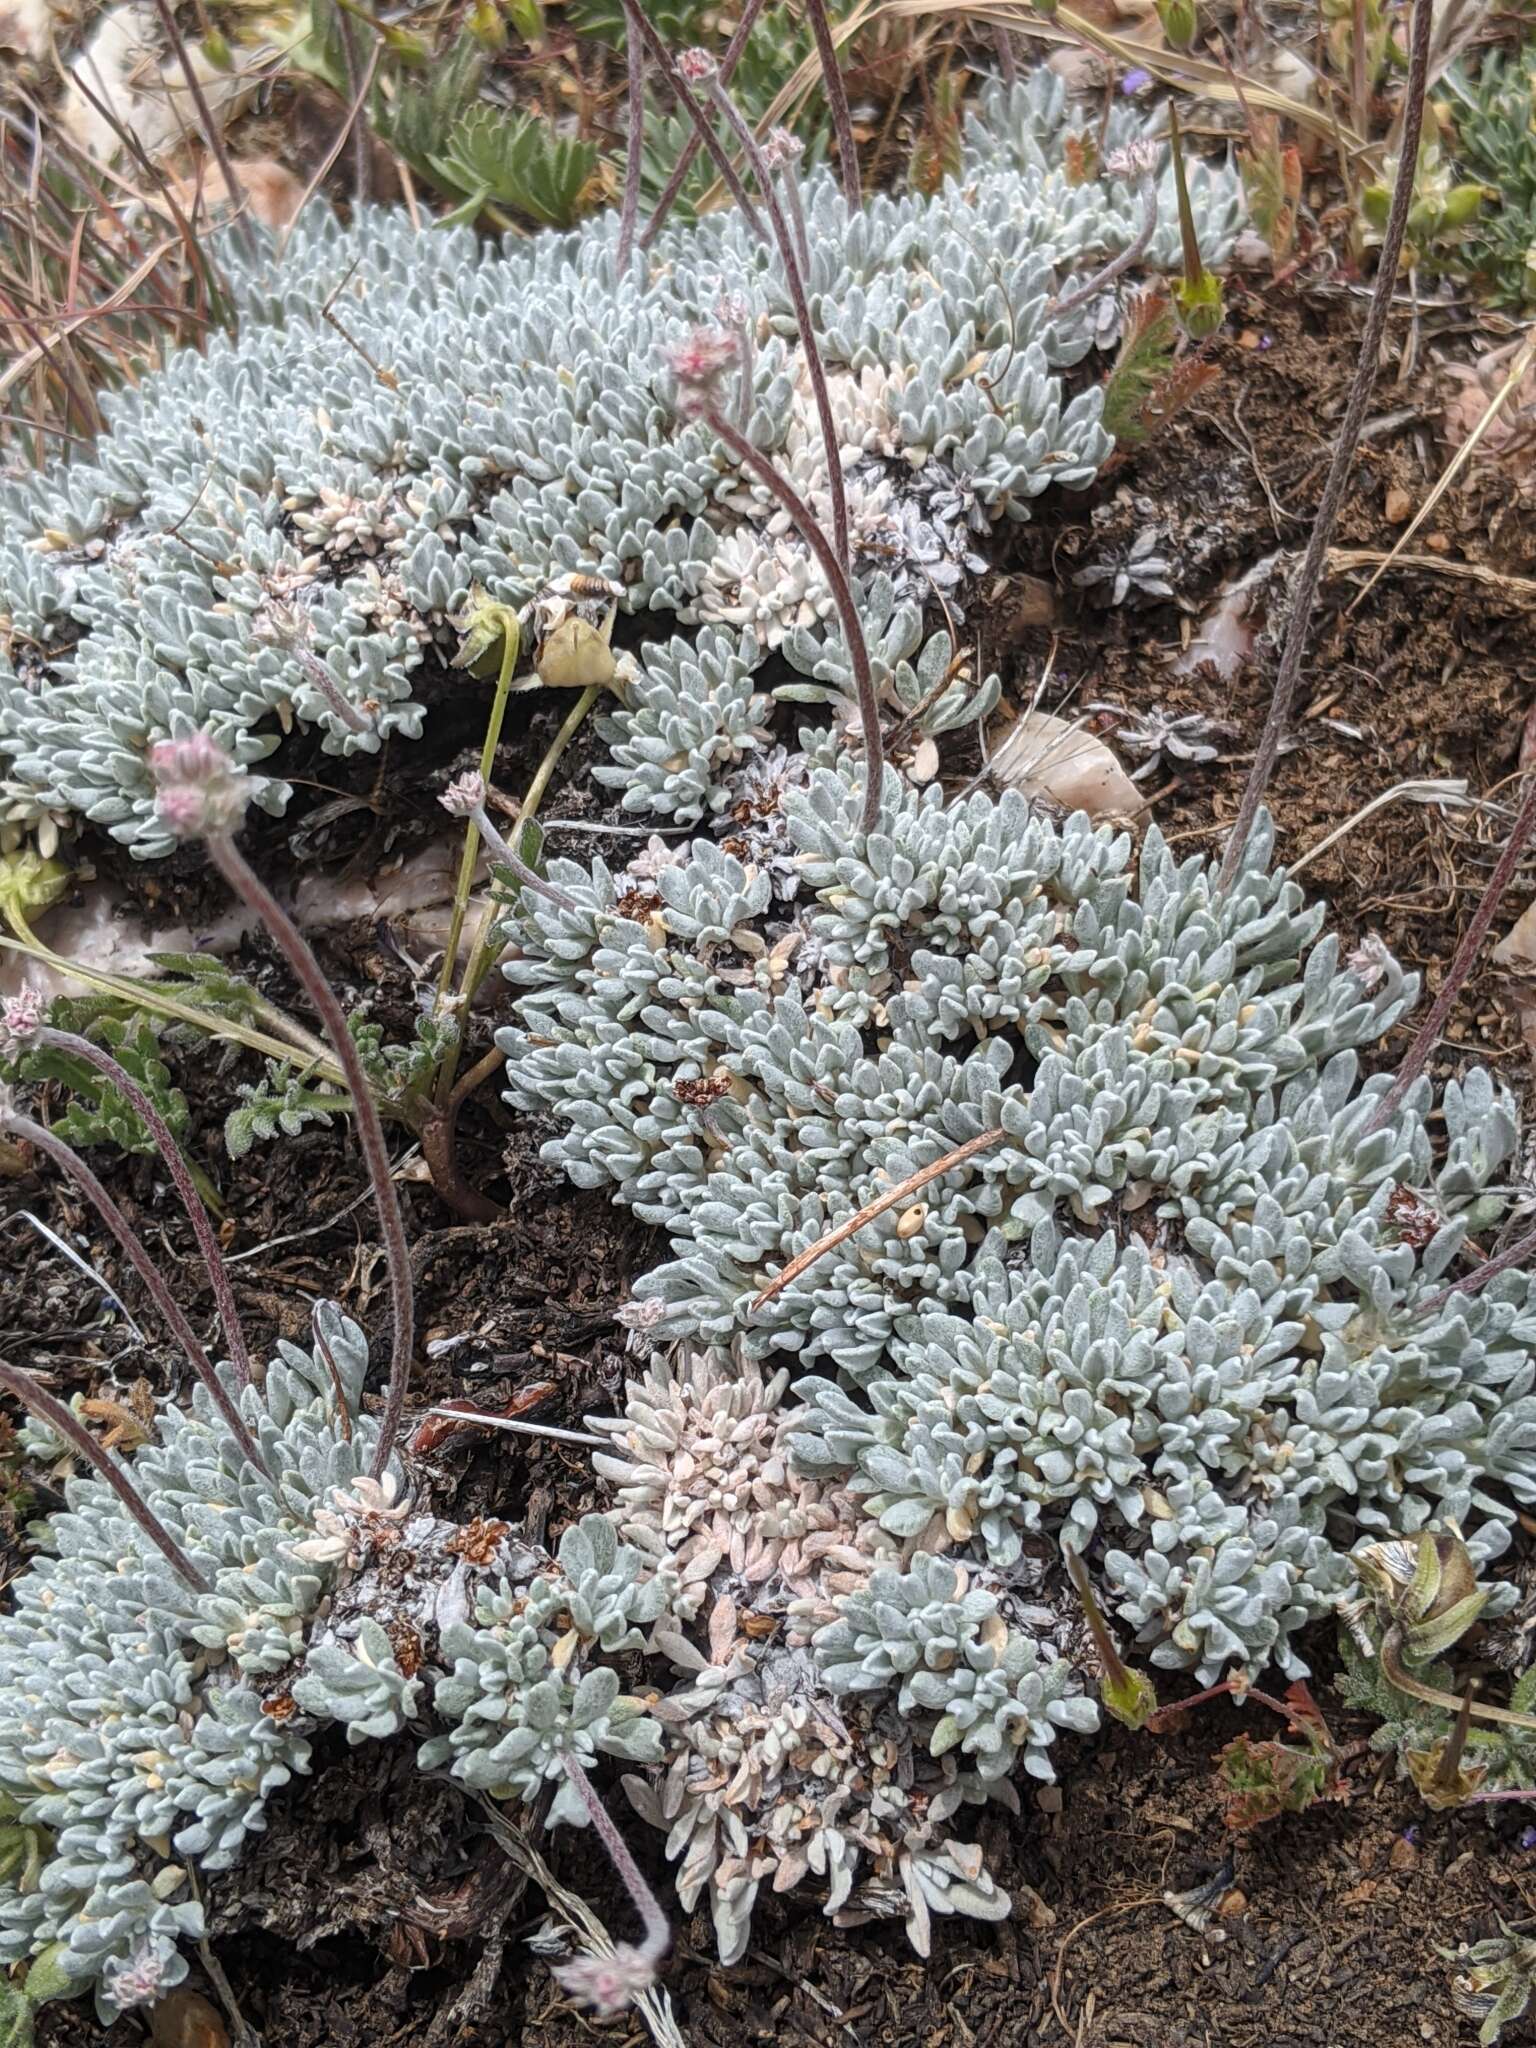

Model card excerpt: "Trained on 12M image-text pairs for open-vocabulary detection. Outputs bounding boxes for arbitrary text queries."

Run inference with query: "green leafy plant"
[14,1013,189,1162]
[1436,51,1536,307]
[1100,290,1220,449]
[1214,1684,1352,1829]
[424,105,602,230]
[224,1007,457,1159]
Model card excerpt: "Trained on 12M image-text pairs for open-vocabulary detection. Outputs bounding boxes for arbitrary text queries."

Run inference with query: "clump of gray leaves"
[0,72,1242,857]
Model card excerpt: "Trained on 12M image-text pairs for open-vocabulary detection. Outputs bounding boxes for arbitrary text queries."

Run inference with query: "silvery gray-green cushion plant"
[497,765,1536,1693]
[0,72,1241,857]
[0,1304,674,2020]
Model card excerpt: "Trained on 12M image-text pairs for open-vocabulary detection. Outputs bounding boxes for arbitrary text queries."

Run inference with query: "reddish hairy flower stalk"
[1218,0,1434,890]
[1368,769,1536,1137]
[0,1361,209,1590]
[1416,1216,1536,1322]
[0,1095,268,1475]
[764,129,811,275]
[619,0,767,244]
[670,332,883,834]
[638,0,770,250]
[147,734,414,1479]
[550,1754,670,2015]
[803,0,860,210]
[293,647,373,736]
[683,55,848,567]
[617,21,646,266]
[4,992,252,1389]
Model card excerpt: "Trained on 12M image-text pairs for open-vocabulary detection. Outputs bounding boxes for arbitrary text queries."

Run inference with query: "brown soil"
[16,278,1536,2048]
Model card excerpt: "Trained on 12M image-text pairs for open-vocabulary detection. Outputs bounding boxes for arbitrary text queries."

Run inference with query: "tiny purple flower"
[1120,67,1152,93]
[1521,1825,1536,1850]
[665,326,741,416]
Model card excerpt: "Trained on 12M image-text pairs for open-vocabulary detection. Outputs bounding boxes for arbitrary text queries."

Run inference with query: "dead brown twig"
[750,1125,1004,1310]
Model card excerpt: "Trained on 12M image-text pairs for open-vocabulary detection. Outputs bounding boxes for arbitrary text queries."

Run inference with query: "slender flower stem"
[1368,769,1536,1135]
[203,835,414,1479]
[703,78,849,571]
[559,1754,671,1961]
[698,401,883,834]
[639,0,769,249]
[1416,1216,1536,1322]
[292,646,372,737]
[1051,176,1158,316]
[803,0,860,209]
[147,0,256,263]
[0,1104,267,1471]
[437,622,522,1014]
[1217,0,1434,890]
[0,1362,209,1590]
[620,0,767,243]
[33,1025,252,1388]
[616,22,645,267]
[464,801,578,912]
[777,160,811,277]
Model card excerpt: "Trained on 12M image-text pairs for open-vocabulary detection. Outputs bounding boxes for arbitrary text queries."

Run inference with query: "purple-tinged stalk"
[1369,769,1536,1136]
[2,990,252,1390]
[617,21,646,267]
[716,289,755,433]
[252,609,374,737]
[0,1360,209,1590]
[763,128,811,276]
[146,0,256,265]
[1415,1213,1536,1322]
[679,50,848,570]
[1218,0,1434,890]
[550,1754,670,2015]
[293,647,373,737]
[1051,142,1159,317]
[803,0,860,210]
[147,734,413,1480]
[438,772,578,913]
[669,329,883,834]
[639,0,770,249]
[618,0,767,244]
[0,1088,268,1475]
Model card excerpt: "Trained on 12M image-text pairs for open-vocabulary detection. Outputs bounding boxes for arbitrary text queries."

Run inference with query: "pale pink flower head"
[0,988,44,1057]
[551,1943,661,2016]
[676,46,717,85]
[440,770,487,819]
[148,731,246,839]
[760,128,804,170]
[666,326,741,417]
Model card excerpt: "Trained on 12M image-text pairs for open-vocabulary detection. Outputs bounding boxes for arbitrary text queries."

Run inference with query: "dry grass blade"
[469,1795,687,2048]
[751,1124,1005,1310]
[1327,548,1536,603]
[0,235,183,408]
[1288,777,1471,875]
[1345,325,1536,613]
